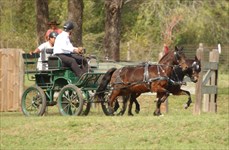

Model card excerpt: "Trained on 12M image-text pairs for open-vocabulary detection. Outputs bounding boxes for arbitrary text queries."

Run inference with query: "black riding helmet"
[49,32,58,39]
[63,21,74,32]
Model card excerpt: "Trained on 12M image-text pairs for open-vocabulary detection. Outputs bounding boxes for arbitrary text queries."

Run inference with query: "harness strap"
[114,68,124,84]
[148,76,169,82]
[169,78,187,85]
[143,62,149,82]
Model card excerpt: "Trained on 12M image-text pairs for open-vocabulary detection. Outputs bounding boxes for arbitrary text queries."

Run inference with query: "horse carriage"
[22,46,201,116]
[21,50,111,116]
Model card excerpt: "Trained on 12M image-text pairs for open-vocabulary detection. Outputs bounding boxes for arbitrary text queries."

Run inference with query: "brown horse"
[125,56,201,116]
[96,46,188,115]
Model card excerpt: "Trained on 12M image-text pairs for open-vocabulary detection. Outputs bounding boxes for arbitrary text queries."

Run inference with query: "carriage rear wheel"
[81,101,91,116]
[21,85,47,116]
[81,91,91,116]
[100,94,127,116]
[99,91,112,116]
[57,84,83,116]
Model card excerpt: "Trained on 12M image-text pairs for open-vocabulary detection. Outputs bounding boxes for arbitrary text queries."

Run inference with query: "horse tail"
[96,67,117,98]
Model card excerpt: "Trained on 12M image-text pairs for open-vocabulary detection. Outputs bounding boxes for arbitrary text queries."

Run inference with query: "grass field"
[0,73,228,150]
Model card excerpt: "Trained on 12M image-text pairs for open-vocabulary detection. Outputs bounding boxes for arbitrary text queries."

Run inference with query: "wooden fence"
[193,43,219,114]
[0,49,24,111]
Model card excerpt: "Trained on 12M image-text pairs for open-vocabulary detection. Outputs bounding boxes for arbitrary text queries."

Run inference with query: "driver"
[53,21,88,77]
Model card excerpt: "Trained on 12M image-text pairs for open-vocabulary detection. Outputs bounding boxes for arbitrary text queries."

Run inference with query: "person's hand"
[78,47,84,54]
[29,51,33,55]
[75,47,85,54]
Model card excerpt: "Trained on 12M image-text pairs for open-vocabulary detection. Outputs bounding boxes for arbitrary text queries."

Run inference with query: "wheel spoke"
[58,85,83,116]
[21,86,46,116]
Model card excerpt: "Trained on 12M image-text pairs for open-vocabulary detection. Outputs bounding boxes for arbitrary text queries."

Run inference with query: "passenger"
[45,20,62,41]
[53,21,88,77]
[30,32,58,70]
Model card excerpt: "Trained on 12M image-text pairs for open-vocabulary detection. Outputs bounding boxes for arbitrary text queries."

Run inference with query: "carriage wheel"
[81,91,91,116]
[81,101,91,116]
[57,84,83,116]
[99,91,112,116]
[100,94,126,116]
[21,85,46,116]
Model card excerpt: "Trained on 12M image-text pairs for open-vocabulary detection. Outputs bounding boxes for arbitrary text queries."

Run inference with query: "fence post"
[193,43,204,115]
[0,49,24,112]
[209,49,219,112]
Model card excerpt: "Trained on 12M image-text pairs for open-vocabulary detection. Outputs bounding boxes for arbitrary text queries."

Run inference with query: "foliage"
[0,0,37,50]
[0,0,228,63]
[48,0,67,23]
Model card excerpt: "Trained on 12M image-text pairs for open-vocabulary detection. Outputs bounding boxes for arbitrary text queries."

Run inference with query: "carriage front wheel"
[21,85,47,116]
[57,84,83,116]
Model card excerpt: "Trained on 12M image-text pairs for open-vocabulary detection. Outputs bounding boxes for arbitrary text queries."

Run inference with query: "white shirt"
[37,41,52,70]
[53,31,74,54]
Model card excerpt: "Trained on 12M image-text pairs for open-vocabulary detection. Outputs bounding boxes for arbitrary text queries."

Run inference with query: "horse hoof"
[128,113,134,116]
[184,104,188,109]
[135,110,140,114]
[153,111,162,116]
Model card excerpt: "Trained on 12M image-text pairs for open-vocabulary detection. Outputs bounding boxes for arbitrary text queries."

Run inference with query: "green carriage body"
[21,53,107,116]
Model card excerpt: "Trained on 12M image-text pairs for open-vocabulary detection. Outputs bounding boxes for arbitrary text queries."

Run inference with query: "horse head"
[186,56,201,83]
[173,46,189,71]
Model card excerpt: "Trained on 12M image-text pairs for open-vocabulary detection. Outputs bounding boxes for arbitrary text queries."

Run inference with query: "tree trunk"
[35,0,49,44]
[68,0,83,47]
[104,0,123,61]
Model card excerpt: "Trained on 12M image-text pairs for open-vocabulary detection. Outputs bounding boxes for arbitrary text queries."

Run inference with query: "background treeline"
[0,0,228,67]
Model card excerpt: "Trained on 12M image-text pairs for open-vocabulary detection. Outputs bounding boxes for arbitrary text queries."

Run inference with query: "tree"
[36,0,49,44]
[104,0,124,61]
[68,0,84,46]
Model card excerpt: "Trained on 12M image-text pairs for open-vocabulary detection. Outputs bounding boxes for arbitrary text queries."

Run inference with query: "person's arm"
[30,42,46,55]
[30,48,41,55]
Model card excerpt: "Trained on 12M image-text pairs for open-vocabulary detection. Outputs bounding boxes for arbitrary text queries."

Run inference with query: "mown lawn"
[0,72,228,150]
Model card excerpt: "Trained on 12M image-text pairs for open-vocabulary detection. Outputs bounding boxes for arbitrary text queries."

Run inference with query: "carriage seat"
[22,53,40,74]
[48,56,70,70]
[46,49,70,70]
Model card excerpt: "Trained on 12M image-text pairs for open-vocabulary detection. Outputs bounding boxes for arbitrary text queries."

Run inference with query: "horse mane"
[158,50,174,64]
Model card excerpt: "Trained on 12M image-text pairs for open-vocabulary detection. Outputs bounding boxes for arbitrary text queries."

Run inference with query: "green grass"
[1,112,228,150]
[1,73,228,150]
[1,92,228,150]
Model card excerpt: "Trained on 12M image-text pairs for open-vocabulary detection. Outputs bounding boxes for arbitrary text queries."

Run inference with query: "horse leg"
[134,93,141,114]
[117,95,129,116]
[108,91,120,115]
[173,89,192,109]
[181,90,192,109]
[153,91,169,116]
[160,91,170,102]
[128,95,134,116]
[127,93,140,116]
[153,98,162,116]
